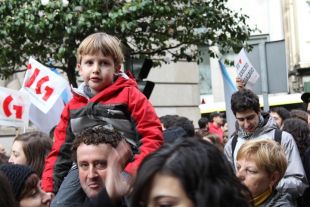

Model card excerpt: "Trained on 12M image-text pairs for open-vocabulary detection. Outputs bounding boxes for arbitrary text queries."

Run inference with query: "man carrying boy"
[72,125,131,206]
[42,33,163,206]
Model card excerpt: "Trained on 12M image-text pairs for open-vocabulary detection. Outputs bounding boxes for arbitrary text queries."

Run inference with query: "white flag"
[29,97,64,134]
[0,87,30,128]
[21,57,67,113]
[234,48,260,88]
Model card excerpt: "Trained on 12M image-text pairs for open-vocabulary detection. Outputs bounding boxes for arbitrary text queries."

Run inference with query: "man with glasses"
[224,88,308,198]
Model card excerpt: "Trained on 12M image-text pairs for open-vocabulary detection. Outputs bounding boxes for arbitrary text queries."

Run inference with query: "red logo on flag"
[239,59,242,64]
[27,63,32,70]
[2,95,23,119]
[25,68,54,101]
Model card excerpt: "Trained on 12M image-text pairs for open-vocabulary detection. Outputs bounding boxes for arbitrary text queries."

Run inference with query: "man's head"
[198,117,209,129]
[159,115,179,130]
[72,125,124,198]
[231,89,261,133]
[77,32,124,95]
[209,112,223,126]
[301,92,310,125]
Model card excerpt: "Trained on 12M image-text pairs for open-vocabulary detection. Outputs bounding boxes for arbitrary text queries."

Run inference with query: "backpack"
[231,129,282,161]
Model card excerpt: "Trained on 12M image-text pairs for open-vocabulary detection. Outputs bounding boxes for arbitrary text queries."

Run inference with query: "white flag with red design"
[0,87,30,127]
[21,57,68,113]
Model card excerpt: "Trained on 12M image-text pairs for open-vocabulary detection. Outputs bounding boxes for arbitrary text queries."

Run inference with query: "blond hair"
[77,32,124,66]
[237,139,287,178]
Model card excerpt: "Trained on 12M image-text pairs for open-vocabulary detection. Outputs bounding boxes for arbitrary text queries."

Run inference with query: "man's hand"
[105,140,133,202]
[236,77,245,91]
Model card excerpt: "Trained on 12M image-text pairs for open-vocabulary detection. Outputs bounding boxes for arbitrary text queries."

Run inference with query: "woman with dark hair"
[290,109,308,124]
[282,118,310,206]
[269,107,290,129]
[0,164,52,207]
[282,118,310,160]
[130,138,251,207]
[9,131,52,178]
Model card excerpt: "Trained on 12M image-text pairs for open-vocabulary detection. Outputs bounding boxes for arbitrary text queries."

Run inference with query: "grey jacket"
[259,190,296,207]
[224,114,308,197]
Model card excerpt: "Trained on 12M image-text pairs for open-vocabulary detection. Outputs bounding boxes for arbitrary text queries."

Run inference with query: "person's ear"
[115,64,121,73]
[269,171,281,188]
[77,63,82,74]
[257,110,261,116]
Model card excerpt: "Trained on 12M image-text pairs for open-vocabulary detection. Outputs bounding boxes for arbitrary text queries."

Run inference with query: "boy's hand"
[105,140,133,202]
[236,77,245,91]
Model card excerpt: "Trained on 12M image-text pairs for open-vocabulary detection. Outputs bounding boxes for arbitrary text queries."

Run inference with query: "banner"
[29,97,64,134]
[21,57,67,113]
[27,67,72,134]
[50,67,72,104]
[219,60,237,137]
[0,87,30,128]
[234,48,260,88]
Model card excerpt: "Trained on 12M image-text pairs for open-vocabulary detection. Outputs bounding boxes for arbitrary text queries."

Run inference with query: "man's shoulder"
[278,130,295,144]
[255,129,295,147]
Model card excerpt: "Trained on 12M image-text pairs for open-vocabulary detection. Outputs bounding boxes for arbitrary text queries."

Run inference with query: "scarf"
[83,84,94,98]
[252,187,273,207]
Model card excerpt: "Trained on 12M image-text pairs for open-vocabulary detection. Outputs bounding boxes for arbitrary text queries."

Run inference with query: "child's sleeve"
[41,104,74,193]
[125,87,163,175]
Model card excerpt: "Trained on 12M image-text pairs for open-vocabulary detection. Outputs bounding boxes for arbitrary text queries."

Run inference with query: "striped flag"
[219,60,237,137]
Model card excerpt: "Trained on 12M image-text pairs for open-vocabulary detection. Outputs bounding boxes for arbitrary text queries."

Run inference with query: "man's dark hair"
[198,117,209,129]
[209,112,222,122]
[174,116,195,137]
[72,125,124,162]
[231,89,260,115]
[159,115,179,129]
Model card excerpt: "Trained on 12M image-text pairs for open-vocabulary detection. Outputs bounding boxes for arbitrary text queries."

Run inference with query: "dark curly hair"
[231,89,260,115]
[130,138,252,207]
[72,125,124,162]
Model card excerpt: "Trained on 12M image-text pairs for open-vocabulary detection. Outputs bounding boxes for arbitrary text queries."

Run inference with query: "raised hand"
[105,140,133,202]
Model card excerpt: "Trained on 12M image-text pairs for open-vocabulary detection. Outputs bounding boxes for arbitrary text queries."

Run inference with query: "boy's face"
[77,52,120,95]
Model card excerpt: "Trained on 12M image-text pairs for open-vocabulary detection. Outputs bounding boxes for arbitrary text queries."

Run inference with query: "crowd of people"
[0,32,310,207]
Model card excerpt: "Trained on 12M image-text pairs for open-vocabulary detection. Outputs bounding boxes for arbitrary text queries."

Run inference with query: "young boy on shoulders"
[41,32,163,206]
